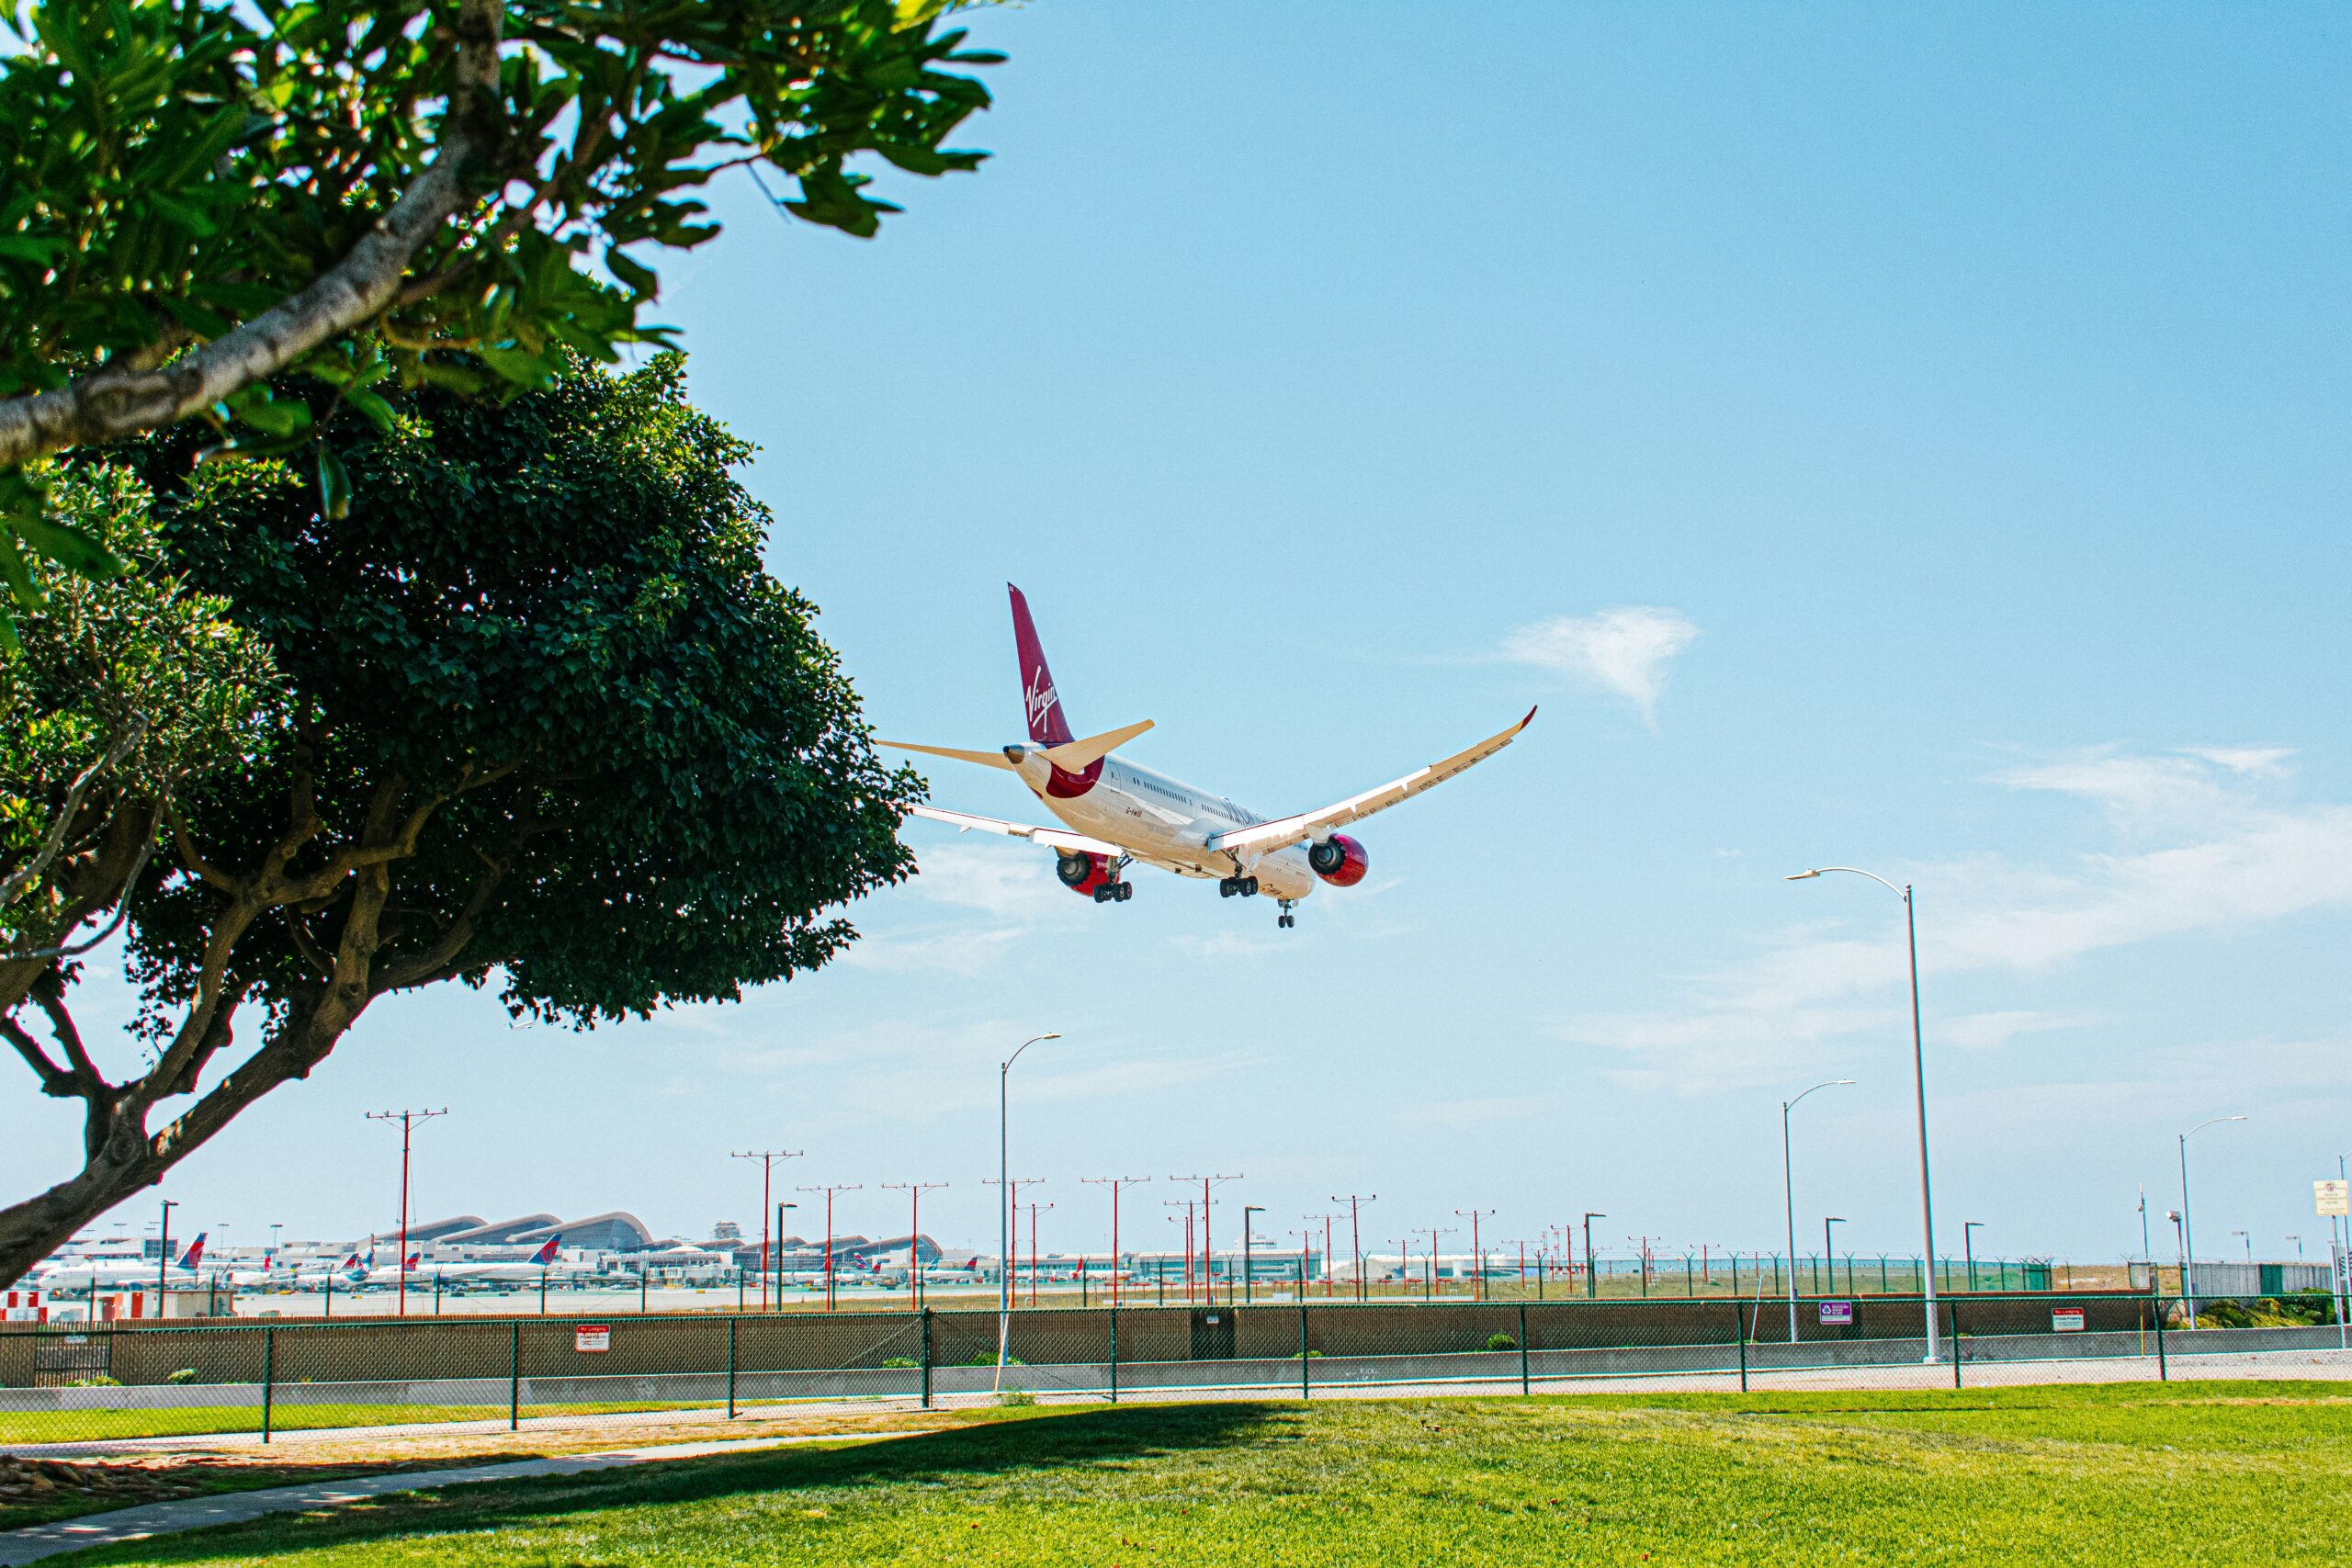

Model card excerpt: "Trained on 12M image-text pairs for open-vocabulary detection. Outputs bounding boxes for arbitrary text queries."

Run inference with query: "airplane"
[292,1252,365,1290]
[346,1248,422,1290]
[28,1234,206,1291]
[430,1235,566,1287]
[883,586,1535,928]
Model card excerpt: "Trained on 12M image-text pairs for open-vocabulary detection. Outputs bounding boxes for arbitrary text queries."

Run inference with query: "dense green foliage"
[0,0,999,599]
[138,351,920,1029]
[0,466,284,954]
[38,1385,2351,1565]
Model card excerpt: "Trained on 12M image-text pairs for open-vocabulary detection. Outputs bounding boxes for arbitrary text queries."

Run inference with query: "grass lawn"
[33,1381,2349,1565]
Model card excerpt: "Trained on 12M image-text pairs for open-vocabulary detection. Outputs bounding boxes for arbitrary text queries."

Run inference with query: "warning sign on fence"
[2316,1179,2349,1218]
[575,1325,611,1352]
[2052,1307,2086,1333]
[1818,1301,1854,1325]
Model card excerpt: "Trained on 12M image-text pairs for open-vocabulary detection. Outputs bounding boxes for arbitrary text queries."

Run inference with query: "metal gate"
[31,1328,112,1386]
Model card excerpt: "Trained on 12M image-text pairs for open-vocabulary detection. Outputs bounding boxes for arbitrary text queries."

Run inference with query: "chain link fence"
[4,1292,2345,1445]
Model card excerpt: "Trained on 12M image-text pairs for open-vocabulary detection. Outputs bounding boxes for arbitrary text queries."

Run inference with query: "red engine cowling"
[1056,851,1117,897]
[1308,833,1369,887]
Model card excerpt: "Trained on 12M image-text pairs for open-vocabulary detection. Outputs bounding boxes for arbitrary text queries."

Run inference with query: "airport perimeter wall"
[0,1292,2339,1445]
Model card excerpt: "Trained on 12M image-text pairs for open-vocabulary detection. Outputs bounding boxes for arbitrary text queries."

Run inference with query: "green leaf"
[10,513,130,579]
[605,248,660,300]
[0,233,66,266]
[315,446,351,521]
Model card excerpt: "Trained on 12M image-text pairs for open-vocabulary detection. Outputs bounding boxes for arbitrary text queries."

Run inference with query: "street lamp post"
[1780,1079,1850,1339]
[1824,1218,1846,1295]
[998,1033,1061,1386]
[1962,1221,1983,1292]
[1582,1213,1605,1299]
[1242,1206,1264,1303]
[2177,1114,2245,1329]
[1788,866,1940,1361]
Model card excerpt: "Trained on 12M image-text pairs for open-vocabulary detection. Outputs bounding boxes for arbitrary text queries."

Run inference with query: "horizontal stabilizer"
[878,739,1018,771]
[1036,719,1154,772]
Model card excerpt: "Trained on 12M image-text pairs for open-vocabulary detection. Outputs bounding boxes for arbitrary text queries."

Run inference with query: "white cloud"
[1498,607,1697,726]
[1559,747,2352,1093]
[2179,745,2296,776]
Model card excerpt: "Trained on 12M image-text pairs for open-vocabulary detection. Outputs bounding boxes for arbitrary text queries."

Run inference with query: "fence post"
[1950,1302,1962,1390]
[508,1319,521,1431]
[727,1316,738,1419]
[1299,1303,1310,1401]
[921,1307,933,1410]
[1108,1303,1119,1404]
[2154,1296,2168,1382]
[261,1326,275,1444]
[1518,1303,1530,1395]
[1736,1303,1748,1394]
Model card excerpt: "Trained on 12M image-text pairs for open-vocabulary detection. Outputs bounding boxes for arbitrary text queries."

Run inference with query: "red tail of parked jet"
[884,586,1534,929]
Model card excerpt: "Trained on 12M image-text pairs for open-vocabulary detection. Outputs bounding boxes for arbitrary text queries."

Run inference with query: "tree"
[0,0,999,616]
[0,354,920,1286]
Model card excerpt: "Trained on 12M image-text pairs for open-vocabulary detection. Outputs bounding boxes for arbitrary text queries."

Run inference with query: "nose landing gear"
[1277,898,1296,930]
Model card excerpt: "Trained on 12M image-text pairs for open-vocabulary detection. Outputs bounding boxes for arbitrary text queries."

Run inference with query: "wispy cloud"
[1498,607,1697,727]
[844,840,1079,976]
[1392,1095,1553,1130]
[1560,745,2352,1092]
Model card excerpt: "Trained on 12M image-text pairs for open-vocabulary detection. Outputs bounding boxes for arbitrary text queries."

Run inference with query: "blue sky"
[14,3,2349,1269]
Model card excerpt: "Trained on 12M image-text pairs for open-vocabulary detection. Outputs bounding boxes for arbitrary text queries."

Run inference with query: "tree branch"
[0,716,147,910]
[0,1013,74,1098]
[0,0,508,467]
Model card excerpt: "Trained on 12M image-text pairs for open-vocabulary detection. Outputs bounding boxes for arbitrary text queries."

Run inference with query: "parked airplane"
[431,1235,565,1287]
[885,586,1534,928]
[291,1252,364,1290]
[28,1234,205,1291]
[347,1249,421,1289]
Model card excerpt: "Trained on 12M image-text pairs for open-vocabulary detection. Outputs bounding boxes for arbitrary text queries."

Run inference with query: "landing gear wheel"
[1218,878,1235,898]
[1277,898,1297,930]
[1241,875,1260,897]
[1116,882,1134,902]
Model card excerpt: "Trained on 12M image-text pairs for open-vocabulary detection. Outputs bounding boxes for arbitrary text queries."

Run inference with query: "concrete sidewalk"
[0,1430,912,1565]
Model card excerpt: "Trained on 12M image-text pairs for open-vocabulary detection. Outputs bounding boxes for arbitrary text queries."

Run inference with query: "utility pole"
[882,1181,947,1310]
[797,1184,863,1311]
[1083,1177,1150,1306]
[1172,1175,1238,1301]
[1023,1201,1055,1306]
[1163,1200,1195,1302]
[731,1149,804,1312]
[1423,1226,1456,1301]
[1305,1213,1340,1298]
[1582,1213,1606,1299]
[366,1108,447,1317]
[1290,1227,1317,1293]
[984,1177,1044,1303]
[1333,1193,1376,1302]
[1456,1210,1495,1301]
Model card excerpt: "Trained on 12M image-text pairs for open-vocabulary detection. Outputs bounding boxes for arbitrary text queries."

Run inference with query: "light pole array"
[2177,1113,2245,1328]
[1780,1078,1851,1338]
[1333,1193,1375,1302]
[1788,866,1940,1361]
[731,1148,803,1312]
[997,1032,1060,1385]
[365,1107,447,1317]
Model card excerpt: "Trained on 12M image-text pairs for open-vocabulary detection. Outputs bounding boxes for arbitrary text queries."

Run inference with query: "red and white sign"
[3,1289,39,1323]
[2052,1307,2086,1333]
[575,1324,611,1352]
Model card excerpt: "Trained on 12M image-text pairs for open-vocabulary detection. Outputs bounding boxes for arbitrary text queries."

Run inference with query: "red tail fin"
[1008,584,1075,746]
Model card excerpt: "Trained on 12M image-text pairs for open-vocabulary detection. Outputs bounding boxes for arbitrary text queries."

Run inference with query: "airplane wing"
[908,804,1126,858]
[1206,706,1537,860]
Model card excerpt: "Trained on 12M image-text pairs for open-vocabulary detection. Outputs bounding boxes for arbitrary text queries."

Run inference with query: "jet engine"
[1307,833,1369,887]
[1056,851,1117,897]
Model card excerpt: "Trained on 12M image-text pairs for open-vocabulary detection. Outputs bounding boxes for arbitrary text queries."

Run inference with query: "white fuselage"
[1015,754,1318,900]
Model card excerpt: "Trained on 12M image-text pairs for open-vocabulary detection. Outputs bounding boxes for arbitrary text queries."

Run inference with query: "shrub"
[880,1357,921,1369]
[165,1368,198,1384]
[964,1352,1024,1367]
[1485,1333,1518,1352]
[997,1390,1035,1408]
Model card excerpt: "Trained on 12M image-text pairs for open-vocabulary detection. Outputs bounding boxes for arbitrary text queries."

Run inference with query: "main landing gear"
[1092,880,1134,904]
[1217,874,1260,898]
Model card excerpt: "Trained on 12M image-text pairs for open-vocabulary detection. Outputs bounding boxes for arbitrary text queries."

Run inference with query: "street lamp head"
[1785,870,1822,881]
